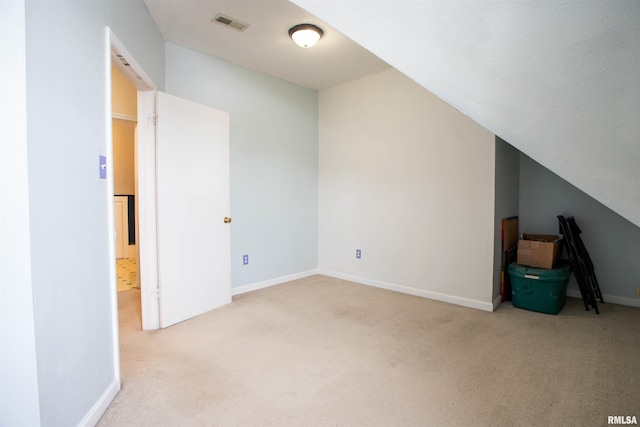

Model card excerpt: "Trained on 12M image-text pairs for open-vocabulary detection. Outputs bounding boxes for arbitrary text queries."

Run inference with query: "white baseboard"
[78,379,120,427]
[231,269,319,296]
[566,289,640,308]
[318,269,495,312]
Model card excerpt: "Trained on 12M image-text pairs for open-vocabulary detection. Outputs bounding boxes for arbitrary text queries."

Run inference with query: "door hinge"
[152,288,160,299]
[148,114,157,125]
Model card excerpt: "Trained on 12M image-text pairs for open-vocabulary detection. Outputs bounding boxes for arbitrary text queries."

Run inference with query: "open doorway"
[109,31,160,336]
[111,65,139,293]
[107,30,231,339]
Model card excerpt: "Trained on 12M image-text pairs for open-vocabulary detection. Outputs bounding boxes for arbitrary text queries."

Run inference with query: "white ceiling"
[143,0,639,227]
[292,0,640,227]
[142,0,390,90]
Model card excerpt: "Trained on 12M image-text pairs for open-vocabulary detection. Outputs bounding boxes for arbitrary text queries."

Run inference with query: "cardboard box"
[517,234,562,269]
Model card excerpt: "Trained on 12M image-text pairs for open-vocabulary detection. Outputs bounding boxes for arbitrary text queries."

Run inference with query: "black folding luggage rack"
[557,215,604,314]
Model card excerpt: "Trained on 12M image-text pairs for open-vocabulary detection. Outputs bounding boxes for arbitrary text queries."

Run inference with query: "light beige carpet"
[99,275,640,426]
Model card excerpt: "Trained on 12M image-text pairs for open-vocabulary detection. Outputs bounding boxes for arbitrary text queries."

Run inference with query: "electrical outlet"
[243,254,249,265]
[356,249,361,259]
[635,288,640,299]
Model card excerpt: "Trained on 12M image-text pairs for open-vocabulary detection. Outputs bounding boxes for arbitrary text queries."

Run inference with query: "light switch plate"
[99,155,107,179]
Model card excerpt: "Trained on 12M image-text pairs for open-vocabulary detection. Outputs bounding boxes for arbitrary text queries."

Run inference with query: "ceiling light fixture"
[288,23,323,48]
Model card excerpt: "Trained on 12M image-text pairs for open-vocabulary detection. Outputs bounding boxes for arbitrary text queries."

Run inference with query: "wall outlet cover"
[356,249,361,259]
[243,254,249,265]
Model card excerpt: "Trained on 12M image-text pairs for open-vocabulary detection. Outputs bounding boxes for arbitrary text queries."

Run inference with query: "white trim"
[318,269,496,312]
[231,270,319,296]
[112,112,137,122]
[77,379,120,427]
[137,89,160,330]
[566,289,640,309]
[104,27,121,391]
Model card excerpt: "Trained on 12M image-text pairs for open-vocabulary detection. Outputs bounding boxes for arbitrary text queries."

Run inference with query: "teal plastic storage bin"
[508,262,571,314]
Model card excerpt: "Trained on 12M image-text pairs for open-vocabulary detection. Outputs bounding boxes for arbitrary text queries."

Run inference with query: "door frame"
[135,89,160,330]
[110,30,160,330]
[107,29,161,373]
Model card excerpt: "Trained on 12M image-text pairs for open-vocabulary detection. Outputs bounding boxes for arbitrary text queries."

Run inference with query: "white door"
[156,92,231,328]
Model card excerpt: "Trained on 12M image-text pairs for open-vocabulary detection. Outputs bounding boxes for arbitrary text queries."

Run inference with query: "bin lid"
[508,261,571,281]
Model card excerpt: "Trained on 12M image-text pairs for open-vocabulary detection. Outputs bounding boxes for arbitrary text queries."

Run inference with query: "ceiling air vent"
[213,13,249,32]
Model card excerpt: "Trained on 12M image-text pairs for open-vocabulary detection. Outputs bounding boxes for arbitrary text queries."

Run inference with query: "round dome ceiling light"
[288,23,324,48]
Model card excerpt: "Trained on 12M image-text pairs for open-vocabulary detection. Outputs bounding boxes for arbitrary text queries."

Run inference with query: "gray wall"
[493,137,520,301]
[15,0,165,424]
[164,43,319,288]
[0,1,41,424]
[519,154,640,303]
[108,0,165,90]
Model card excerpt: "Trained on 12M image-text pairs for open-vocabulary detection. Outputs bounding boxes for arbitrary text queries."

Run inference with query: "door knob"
[224,217,232,223]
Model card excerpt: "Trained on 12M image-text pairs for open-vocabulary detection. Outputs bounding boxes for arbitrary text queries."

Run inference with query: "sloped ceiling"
[291,0,640,227]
